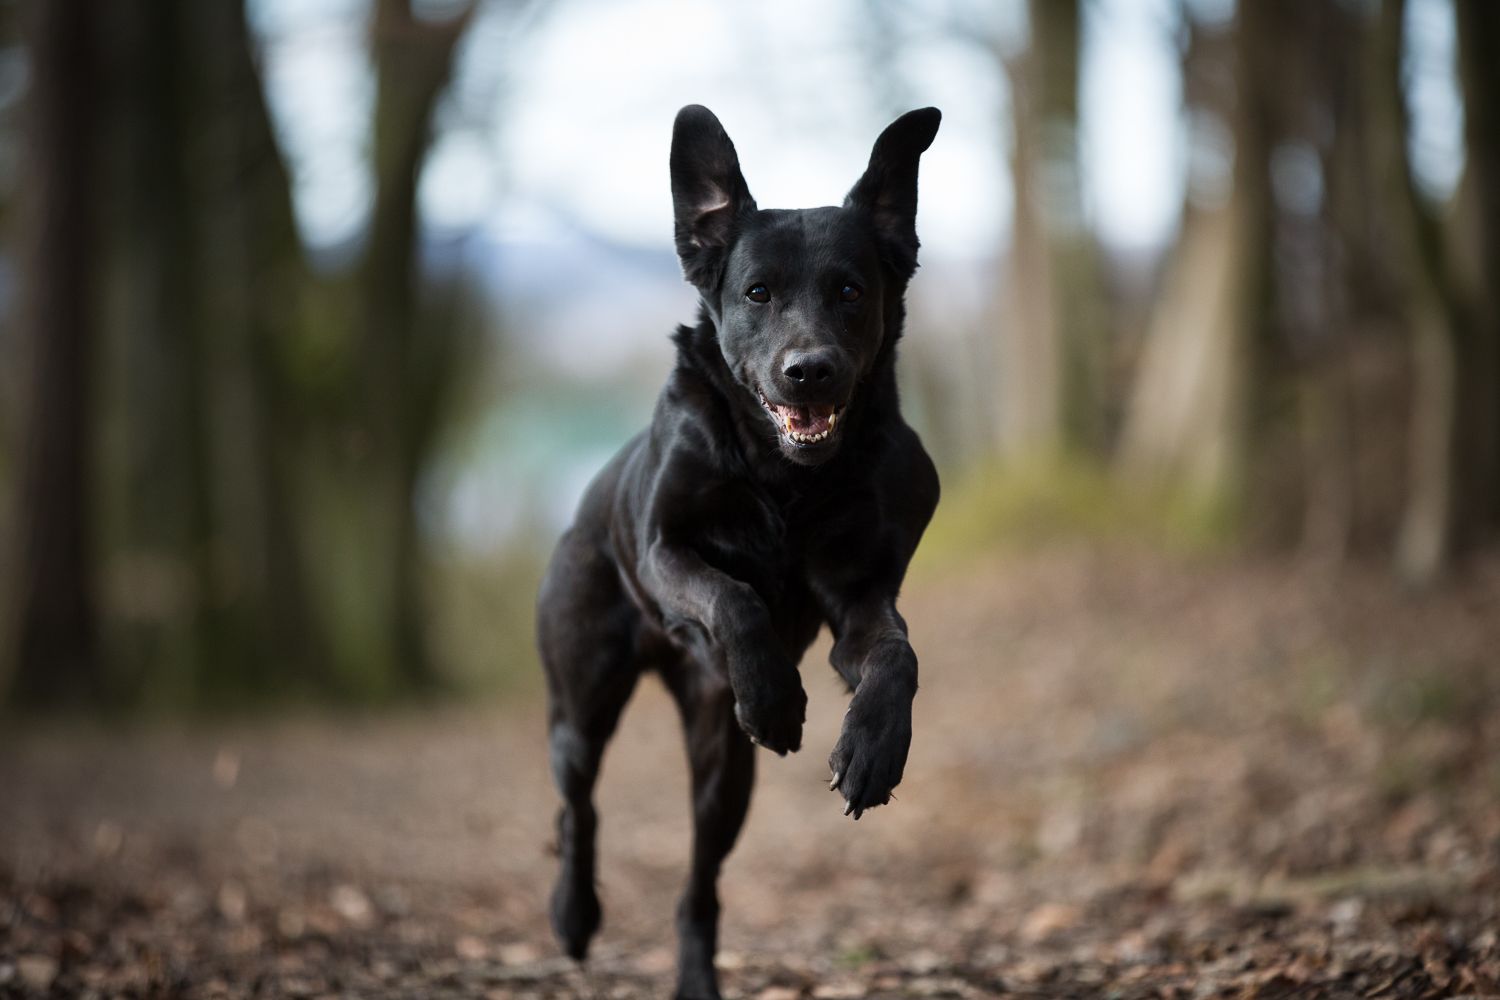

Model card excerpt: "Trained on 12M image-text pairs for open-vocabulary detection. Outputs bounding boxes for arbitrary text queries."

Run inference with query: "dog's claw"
[829,770,842,791]
[843,800,854,816]
[745,730,790,757]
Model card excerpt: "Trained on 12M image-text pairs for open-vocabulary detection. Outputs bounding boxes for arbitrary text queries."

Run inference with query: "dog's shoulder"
[645,337,733,465]
[643,320,770,476]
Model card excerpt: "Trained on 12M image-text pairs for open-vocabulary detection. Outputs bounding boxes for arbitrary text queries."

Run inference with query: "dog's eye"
[745,284,770,303]
[840,283,863,303]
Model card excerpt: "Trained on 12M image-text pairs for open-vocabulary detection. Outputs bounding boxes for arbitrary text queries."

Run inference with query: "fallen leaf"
[1021,901,1082,942]
[17,955,58,991]
[329,884,373,927]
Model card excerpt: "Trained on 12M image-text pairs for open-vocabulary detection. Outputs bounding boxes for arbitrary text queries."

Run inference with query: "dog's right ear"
[671,105,756,290]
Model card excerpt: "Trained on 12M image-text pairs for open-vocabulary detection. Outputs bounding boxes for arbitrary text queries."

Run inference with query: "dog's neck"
[671,303,906,495]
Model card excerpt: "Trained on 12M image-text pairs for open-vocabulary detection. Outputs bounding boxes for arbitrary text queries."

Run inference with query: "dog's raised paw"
[731,684,806,756]
[827,690,911,820]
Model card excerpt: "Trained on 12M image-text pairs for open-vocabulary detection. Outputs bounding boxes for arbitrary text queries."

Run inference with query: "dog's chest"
[697,482,840,634]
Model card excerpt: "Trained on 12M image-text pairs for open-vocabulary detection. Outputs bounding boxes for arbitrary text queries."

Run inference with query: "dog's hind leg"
[661,657,756,1000]
[538,532,642,962]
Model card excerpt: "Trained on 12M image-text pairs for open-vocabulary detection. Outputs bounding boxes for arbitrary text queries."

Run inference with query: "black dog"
[537,104,941,1000]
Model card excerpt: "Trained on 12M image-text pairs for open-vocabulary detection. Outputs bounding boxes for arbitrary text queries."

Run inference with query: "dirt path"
[4,548,1500,998]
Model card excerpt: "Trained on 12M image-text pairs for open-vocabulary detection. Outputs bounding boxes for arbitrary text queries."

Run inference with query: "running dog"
[537,104,942,1000]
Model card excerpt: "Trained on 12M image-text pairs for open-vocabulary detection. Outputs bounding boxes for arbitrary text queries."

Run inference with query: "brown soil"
[4,546,1500,998]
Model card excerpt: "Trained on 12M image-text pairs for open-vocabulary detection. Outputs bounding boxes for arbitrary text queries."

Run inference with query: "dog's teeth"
[787,424,842,445]
[829,412,838,428]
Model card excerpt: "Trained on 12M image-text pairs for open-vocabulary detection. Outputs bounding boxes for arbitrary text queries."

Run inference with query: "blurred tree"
[1117,0,1494,581]
[1117,0,1273,514]
[1382,0,1500,584]
[1000,0,1108,460]
[353,0,476,692]
[1453,0,1500,551]
[108,0,219,699]
[0,7,22,516]
[194,0,323,694]
[6,0,484,710]
[1374,0,1467,586]
[1299,0,1370,563]
[94,0,324,704]
[8,0,102,705]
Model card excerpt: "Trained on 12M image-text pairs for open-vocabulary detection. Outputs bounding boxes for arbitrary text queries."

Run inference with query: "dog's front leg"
[644,541,807,755]
[826,598,917,819]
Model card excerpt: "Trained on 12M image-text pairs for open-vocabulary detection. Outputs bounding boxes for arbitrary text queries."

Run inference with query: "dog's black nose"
[782,348,839,385]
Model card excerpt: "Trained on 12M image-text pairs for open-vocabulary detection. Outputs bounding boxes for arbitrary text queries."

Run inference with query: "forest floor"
[3,545,1500,999]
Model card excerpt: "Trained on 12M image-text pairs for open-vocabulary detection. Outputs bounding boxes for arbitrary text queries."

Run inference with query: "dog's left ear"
[845,107,941,280]
[671,105,757,290]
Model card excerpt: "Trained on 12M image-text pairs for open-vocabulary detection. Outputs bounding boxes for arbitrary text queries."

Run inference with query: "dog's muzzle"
[758,392,845,446]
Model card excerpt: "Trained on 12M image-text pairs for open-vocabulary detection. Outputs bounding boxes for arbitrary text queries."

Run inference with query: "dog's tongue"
[773,403,835,435]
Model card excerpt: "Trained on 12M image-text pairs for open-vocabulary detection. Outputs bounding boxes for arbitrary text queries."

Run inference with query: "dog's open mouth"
[758,392,845,446]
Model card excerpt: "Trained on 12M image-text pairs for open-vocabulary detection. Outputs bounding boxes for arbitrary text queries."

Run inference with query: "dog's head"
[670,105,941,466]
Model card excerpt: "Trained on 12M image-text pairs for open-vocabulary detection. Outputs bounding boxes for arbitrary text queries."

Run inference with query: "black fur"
[537,105,941,1000]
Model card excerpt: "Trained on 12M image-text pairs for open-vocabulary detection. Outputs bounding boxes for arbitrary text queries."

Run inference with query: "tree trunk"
[1000,51,1060,458]
[1453,0,1500,539]
[1116,2,1274,510]
[187,0,323,697]
[9,0,102,705]
[110,0,220,701]
[91,0,325,705]
[1117,201,1259,504]
[1293,0,1361,564]
[1375,0,1465,586]
[999,0,1106,460]
[354,0,473,691]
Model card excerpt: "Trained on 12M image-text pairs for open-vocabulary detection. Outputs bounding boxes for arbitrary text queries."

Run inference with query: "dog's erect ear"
[671,105,757,290]
[844,107,941,280]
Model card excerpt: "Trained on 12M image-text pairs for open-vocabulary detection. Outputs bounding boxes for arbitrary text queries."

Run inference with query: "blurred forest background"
[1,0,1496,712]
